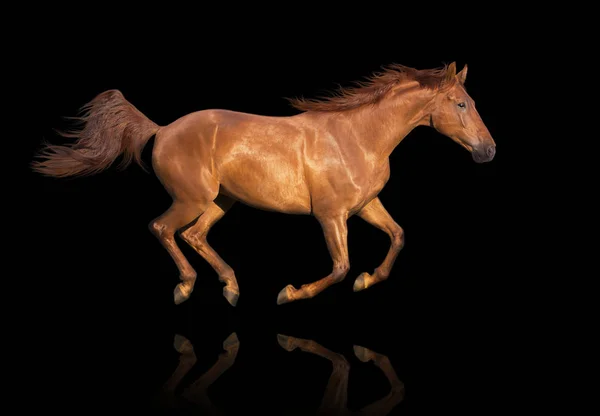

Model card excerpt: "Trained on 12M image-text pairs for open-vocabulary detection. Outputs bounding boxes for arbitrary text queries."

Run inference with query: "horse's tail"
[31,89,160,178]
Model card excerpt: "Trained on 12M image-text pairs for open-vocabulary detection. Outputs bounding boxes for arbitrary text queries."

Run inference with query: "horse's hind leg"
[277,214,350,305]
[149,200,209,304]
[179,194,240,306]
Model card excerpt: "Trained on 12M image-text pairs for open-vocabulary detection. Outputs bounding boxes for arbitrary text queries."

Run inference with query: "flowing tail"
[31,89,160,178]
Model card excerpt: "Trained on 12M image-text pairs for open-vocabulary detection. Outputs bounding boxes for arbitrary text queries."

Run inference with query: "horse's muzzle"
[472,144,496,163]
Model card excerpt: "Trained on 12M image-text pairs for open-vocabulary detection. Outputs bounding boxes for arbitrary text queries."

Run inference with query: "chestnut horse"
[32,62,496,306]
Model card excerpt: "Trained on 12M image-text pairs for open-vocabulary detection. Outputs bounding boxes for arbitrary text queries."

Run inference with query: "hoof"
[174,284,191,305]
[223,287,239,307]
[353,272,370,292]
[277,284,296,305]
[353,345,374,362]
[174,334,193,354]
[223,332,239,350]
[277,334,298,351]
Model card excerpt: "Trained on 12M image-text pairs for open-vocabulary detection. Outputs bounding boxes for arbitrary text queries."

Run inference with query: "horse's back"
[210,110,313,214]
[153,109,313,214]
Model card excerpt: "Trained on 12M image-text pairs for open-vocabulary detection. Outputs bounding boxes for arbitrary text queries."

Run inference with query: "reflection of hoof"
[174,334,193,354]
[277,334,298,351]
[174,284,191,305]
[353,345,375,362]
[277,284,296,305]
[223,332,239,350]
[353,272,370,292]
[223,287,239,307]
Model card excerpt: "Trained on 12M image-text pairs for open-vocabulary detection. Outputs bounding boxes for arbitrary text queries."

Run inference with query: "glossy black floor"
[28,263,511,414]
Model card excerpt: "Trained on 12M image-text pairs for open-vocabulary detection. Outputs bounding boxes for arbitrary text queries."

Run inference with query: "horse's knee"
[391,226,404,249]
[332,262,350,283]
[148,220,162,237]
[149,220,174,240]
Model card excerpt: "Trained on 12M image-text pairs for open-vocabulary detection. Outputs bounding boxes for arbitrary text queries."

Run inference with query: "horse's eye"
[457,102,466,109]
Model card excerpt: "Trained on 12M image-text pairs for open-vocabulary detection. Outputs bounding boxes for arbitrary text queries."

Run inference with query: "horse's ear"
[457,64,468,85]
[444,62,457,84]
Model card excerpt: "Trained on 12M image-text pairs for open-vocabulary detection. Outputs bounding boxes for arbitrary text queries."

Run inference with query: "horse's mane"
[288,63,450,112]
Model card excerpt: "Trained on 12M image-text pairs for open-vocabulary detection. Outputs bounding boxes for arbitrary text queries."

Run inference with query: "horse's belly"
[218,156,312,215]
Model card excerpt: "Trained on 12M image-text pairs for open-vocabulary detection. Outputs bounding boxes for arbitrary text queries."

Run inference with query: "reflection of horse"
[157,332,239,414]
[278,335,404,416]
[32,62,495,306]
[156,331,404,415]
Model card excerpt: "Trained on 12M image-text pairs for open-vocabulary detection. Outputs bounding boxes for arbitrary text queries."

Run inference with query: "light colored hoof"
[223,287,239,307]
[174,284,191,305]
[277,284,296,305]
[353,272,371,292]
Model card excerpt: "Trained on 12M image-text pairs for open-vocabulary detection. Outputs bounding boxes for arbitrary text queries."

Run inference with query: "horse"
[32,62,496,307]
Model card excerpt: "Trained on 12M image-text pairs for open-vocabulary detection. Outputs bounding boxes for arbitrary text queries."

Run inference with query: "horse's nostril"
[487,146,496,158]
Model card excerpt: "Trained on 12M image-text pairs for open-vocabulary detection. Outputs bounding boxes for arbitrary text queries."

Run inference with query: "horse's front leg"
[277,334,350,413]
[277,214,349,305]
[353,345,405,415]
[353,197,404,292]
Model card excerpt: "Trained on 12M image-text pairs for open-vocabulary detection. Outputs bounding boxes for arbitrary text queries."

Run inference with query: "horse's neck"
[342,88,436,159]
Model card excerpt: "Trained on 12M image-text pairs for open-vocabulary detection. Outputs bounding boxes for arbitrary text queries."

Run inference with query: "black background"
[21,7,535,415]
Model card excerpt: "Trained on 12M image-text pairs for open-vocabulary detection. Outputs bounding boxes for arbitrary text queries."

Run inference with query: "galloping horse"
[32,62,496,306]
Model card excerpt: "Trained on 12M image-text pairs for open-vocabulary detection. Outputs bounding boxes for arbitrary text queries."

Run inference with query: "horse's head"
[430,62,496,163]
